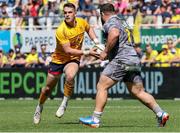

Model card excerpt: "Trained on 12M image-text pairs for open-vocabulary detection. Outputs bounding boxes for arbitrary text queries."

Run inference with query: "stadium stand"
[0,0,179,68]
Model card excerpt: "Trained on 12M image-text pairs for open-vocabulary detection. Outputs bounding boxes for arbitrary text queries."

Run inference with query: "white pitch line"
[0,106,145,114]
[0,109,143,114]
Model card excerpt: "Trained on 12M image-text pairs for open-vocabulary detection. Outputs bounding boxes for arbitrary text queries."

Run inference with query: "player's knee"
[132,89,143,97]
[65,74,75,82]
[130,83,144,97]
[97,83,107,91]
[134,89,145,98]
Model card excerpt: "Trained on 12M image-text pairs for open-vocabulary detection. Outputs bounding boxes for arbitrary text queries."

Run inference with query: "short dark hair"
[41,44,47,47]
[9,49,14,53]
[31,45,37,50]
[63,3,76,10]
[100,3,115,13]
[167,38,173,41]
[146,44,152,48]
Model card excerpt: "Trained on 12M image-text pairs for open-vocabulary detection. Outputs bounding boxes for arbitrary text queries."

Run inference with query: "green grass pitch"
[0,99,179,132]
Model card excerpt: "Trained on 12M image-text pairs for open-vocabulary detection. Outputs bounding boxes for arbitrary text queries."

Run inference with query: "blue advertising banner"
[0,30,10,53]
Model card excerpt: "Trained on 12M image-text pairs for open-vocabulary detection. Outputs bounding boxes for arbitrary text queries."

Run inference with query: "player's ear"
[74,11,77,16]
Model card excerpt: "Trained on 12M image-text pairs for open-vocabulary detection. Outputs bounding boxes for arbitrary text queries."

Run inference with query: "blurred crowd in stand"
[0,0,179,29]
[0,43,52,68]
[0,0,180,68]
[135,38,180,67]
[0,38,179,68]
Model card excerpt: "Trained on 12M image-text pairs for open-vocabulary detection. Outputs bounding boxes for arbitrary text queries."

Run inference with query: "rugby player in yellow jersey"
[33,3,99,124]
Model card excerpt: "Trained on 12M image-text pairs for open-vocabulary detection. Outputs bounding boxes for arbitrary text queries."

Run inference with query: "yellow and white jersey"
[155,52,175,67]
[51,17,90,64]
[26,53,38,63]
[145,50,158,60]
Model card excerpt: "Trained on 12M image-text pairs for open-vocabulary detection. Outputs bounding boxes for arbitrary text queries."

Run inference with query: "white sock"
[157,112,163,117]
[152,105,163,116]
[93,111,103,123]
[60,96,70,108]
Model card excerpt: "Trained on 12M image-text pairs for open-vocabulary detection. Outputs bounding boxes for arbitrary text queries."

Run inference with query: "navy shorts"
[48,60,80,75]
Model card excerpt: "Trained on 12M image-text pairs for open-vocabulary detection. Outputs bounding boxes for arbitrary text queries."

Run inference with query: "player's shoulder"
[104,15,120,30]
[108,15,120,23]
[76,17,86,22]
[175,47,180,53]
[152,50,158,55]
[76,17,88,25]
[58,21,65,27]
[56,21,66,32]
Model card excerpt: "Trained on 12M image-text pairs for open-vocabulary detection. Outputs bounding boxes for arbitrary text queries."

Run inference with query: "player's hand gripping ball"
[93,44,105,54]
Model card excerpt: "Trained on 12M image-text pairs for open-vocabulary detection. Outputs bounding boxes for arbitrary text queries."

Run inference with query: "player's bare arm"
[104,28,119,53]
[62,42,99,57]
[62,43,84,56]
[87,27,100,45]
[100,27,119,60]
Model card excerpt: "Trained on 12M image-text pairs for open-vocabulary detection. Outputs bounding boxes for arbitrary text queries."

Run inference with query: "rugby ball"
[93,44,105,54]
